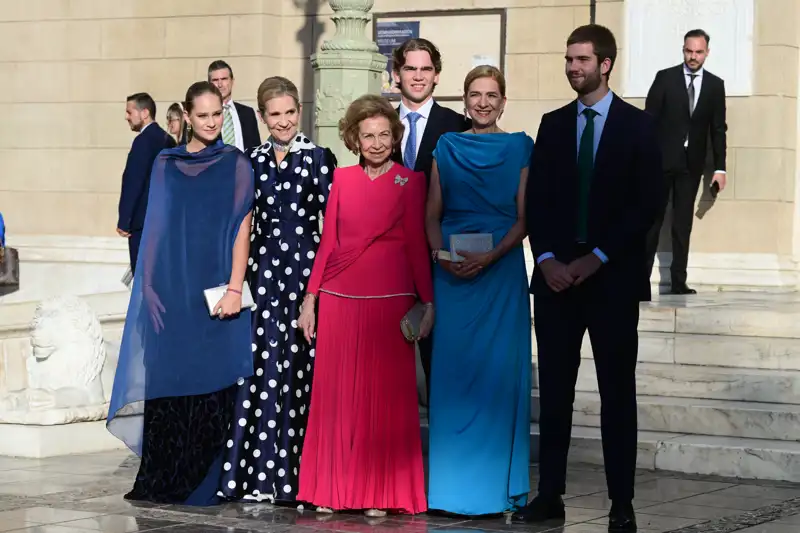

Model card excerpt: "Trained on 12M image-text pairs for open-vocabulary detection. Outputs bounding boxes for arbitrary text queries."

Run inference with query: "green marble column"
[312,0,387,166]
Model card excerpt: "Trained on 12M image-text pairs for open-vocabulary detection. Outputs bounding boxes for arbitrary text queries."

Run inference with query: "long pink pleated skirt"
[297,293,427,514]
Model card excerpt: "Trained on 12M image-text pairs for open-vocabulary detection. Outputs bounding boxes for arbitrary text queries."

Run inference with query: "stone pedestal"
[312,0,387,166]
[0,421,127,458]
[0,294,127,457]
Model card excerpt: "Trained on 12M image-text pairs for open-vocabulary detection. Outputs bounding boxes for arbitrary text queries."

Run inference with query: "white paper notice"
[472,55,498,68]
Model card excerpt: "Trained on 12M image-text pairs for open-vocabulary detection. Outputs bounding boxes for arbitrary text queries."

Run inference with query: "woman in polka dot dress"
[218,77,336,504]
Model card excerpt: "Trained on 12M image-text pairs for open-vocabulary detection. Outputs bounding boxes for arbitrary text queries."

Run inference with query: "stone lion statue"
[0,295,119,423]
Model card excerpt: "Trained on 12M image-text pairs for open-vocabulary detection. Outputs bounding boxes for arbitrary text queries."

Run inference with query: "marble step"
[537,424,800,483]
[532,330,800,371]
[531,391,800,441]
[421,421,800,482]
[636,296,800,338]
[531,294,800,338]
[530,360,800,404]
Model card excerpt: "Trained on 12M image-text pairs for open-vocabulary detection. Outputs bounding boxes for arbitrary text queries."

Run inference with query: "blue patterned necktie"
[403,112,421,170]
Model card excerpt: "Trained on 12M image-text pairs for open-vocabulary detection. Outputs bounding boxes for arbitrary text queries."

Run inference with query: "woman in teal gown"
[425,66,534,516]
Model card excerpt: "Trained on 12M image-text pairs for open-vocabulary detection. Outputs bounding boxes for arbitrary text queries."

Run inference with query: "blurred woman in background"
[166,102,189,145]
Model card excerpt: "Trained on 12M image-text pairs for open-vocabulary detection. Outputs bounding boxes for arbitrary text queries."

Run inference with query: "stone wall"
[2,0,799,289]
[0,0,279,237]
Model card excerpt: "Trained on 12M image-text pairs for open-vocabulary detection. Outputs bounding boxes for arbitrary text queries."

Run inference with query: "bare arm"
[228,212,252,292]
[425,159,444,252]
[490,167,528,262]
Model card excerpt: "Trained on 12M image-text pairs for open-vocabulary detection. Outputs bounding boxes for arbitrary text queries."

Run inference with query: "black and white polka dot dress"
[218,134,336,503]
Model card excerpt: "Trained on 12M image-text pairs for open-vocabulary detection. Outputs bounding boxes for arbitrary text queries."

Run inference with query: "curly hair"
[338,94,404,155]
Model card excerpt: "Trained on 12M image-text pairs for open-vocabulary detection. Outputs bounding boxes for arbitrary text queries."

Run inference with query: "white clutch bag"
[203,281,255,316]
[449,233,493,262]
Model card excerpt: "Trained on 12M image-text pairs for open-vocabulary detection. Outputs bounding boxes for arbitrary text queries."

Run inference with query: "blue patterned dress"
[219,133,336,503]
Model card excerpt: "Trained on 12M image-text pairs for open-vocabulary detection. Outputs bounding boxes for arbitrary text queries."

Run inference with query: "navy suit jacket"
[526,95,665,302]
[117,123,176,233]
[234,102,262,152]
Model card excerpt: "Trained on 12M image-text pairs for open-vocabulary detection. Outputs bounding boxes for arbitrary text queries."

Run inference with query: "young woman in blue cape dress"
[107,81,255,505]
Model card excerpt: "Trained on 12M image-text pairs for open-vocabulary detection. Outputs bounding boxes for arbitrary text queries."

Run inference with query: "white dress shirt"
[224,99,245,152]
[399,97,435,160]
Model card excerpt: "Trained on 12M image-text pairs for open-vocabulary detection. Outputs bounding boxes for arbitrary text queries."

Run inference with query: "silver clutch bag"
[400,301,427,342]
[203,281,255,316]
[121,267,133,290]
[449,233,493,262]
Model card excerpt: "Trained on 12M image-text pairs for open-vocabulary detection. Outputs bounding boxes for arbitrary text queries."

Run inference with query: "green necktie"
[222,104,236,146]
[577,107,598,242]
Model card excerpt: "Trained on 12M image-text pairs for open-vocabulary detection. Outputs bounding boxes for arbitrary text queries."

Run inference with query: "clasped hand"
[540,253,602,293]
[440,250,494,279]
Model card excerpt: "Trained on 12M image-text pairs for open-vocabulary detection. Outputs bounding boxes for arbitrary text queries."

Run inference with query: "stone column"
[312,0,387,166]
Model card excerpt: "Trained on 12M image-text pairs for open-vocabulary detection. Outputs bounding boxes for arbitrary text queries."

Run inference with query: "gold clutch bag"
[400,302,427,342]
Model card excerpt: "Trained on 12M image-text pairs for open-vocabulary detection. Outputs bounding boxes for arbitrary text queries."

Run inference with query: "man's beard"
[685,60,703,72]
[570,69,602,95]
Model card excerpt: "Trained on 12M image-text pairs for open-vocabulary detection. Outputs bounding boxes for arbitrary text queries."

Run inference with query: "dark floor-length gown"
[219,134,336,503]
[107,140,255,505]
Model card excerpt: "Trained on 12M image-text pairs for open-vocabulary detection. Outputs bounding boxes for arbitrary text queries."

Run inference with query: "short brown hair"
[338,94,404,155]
[567,24,618,79]
[463,65,507,97]
[684,29,710,46]
[392,38,442,74]
[207,60,233,79]
[256,76,300,115]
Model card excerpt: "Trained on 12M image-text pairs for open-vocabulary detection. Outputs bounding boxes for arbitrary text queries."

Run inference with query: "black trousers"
[645,168,701,288]
[418,334,433,404]
[129,230,142,275]
[534,283,640,502]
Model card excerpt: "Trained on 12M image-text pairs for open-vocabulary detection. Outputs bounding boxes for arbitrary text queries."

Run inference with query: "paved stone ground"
[1,450,800,532]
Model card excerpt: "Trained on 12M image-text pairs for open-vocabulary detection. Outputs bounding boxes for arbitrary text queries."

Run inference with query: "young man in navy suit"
[515,25,664,532]
[389,38,471,405]
[117,93,176,273]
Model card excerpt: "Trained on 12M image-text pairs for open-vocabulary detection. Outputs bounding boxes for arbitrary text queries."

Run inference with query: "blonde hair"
[463,65,507,97]
[338,94,404,155]
[257,76,300,115]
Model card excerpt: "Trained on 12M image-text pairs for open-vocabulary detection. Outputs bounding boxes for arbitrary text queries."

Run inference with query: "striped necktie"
[222,103,236,146]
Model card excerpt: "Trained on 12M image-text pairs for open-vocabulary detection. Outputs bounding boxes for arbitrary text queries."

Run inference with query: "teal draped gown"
[427,131,534,516]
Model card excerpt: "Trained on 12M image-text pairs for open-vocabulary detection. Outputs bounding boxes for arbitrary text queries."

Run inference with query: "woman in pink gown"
[297,95,434,516]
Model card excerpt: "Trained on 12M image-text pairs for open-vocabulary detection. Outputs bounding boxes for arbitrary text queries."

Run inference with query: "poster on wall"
[373,10,506,101]
[376,21,420,96]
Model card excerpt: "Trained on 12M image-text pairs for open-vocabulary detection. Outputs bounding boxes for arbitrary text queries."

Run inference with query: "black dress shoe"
[608,502,636,531]
[669,284,696,295]
[510,494,565,523]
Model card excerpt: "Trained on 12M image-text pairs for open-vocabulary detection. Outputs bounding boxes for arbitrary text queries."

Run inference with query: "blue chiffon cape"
[107,140,255,455]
